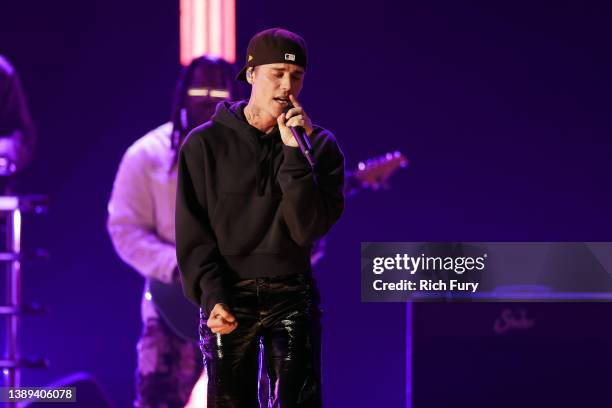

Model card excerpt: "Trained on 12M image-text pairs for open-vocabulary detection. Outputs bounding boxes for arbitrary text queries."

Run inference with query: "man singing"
[175,28,345,407]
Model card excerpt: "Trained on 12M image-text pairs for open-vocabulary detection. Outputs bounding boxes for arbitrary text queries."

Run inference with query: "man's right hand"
[207,303,238,335]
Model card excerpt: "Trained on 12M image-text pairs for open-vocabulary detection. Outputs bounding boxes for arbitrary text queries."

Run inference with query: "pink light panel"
[180,0,236,66]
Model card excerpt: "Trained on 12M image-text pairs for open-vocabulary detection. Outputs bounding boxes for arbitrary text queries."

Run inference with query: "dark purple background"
[2,1,611,407]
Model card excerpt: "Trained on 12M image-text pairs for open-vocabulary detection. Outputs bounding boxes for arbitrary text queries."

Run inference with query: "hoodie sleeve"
[107,141,177,284]
[175,134,229,316]
[278,128,345,247]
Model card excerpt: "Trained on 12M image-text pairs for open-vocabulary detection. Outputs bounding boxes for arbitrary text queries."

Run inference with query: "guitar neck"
[344,171,363,196]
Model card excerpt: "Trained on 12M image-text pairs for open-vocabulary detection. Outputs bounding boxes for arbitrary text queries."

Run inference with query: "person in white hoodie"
[107,56,238,408]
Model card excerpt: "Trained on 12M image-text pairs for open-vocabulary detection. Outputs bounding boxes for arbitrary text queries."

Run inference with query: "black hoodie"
[176,100,345,316]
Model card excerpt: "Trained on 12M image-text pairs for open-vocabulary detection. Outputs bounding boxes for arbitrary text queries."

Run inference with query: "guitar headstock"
[350,151,408,192]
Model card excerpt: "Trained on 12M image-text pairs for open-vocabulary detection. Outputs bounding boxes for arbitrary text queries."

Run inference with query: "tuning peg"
[394,151,409,167]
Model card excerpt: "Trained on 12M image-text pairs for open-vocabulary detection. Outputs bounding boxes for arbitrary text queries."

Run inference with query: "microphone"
[283,104,316,167]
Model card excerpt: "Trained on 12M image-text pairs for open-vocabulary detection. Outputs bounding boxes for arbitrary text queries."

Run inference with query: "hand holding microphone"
[277,95,316,167]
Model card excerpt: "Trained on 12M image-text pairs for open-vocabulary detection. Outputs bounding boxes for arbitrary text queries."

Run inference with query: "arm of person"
[106,143,177,284]
[175,133,231,318]
[278,137,344,246]
[0,57,36,171]
[277,97,345,247]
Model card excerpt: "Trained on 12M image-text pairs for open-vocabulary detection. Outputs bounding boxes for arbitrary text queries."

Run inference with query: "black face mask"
[183,63,233,130]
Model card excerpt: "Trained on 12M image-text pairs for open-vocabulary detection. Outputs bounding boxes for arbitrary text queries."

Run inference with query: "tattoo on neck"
[245,105,275,133]
[245,105,261,125]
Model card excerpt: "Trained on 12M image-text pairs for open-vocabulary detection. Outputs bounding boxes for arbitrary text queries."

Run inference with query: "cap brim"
[236,65,248,82]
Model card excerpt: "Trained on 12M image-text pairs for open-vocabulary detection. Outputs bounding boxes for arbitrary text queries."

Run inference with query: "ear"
[246,67,254,84]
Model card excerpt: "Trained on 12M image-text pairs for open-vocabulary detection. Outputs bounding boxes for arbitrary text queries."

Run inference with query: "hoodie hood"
[211,100,251,134]
[212,100,282,196]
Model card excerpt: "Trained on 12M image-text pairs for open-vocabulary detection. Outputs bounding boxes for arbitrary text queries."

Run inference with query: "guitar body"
[148,278,200,342]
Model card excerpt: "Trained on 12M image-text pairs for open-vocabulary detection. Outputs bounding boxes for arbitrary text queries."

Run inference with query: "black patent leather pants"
[199,273,322,408]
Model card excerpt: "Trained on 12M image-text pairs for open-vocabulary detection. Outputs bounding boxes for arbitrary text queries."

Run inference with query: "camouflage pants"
[134,317,203,408]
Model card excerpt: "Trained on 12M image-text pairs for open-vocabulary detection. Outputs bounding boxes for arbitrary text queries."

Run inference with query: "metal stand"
[0,195,48,407]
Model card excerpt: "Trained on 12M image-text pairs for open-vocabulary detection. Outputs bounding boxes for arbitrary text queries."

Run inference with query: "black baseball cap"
[236,28,308,82]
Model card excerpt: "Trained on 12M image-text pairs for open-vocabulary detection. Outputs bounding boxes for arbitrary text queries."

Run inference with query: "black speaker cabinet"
[412,303,612,408]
